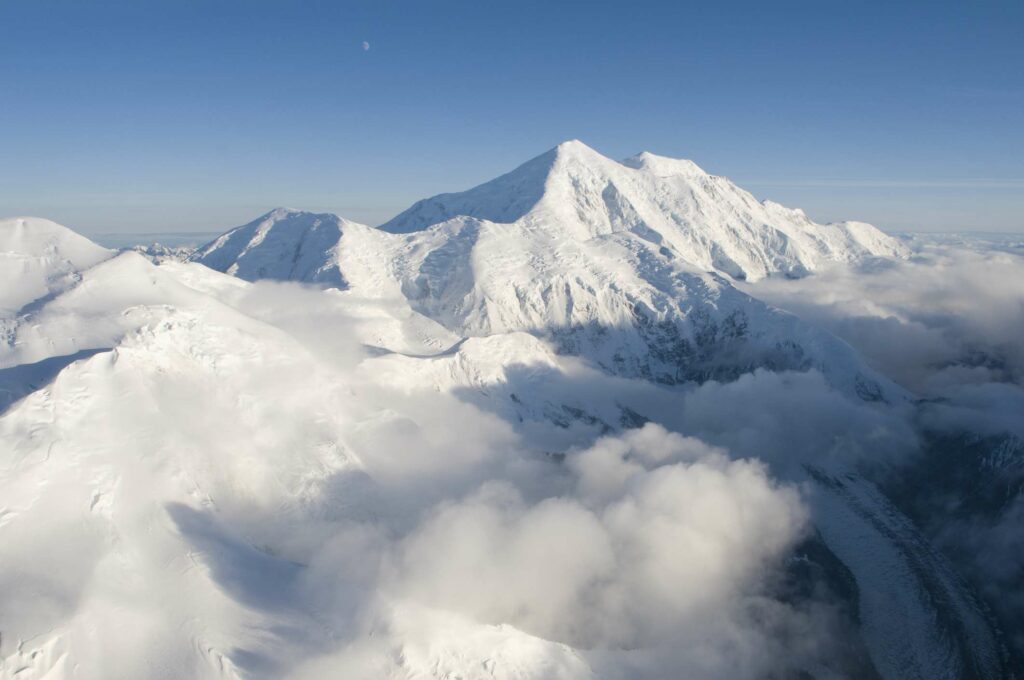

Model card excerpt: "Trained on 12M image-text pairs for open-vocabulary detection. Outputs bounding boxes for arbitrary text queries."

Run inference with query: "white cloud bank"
[743,243,1024,396]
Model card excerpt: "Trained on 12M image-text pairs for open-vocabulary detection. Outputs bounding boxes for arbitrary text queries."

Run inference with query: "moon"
[362,41,370,51]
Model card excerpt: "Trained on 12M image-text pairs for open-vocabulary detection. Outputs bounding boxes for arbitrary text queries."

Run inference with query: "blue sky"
[1,0,1022,234]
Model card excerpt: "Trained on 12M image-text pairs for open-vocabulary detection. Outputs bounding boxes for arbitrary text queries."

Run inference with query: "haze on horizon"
[1,0,1022,235]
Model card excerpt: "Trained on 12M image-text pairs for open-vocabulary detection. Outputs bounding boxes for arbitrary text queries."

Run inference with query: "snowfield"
[1,144,1021,680]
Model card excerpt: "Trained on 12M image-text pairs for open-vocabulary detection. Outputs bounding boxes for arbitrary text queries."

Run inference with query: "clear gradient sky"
[2,0,1022,234]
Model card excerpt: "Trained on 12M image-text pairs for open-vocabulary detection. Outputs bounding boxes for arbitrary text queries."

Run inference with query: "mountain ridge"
[377,140,908,280]
[192,142,908,287]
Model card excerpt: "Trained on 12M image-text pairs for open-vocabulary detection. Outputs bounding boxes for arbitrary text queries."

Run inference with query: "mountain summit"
[0,216,113,313]
[192,208,360,286]
[380,140,907,280]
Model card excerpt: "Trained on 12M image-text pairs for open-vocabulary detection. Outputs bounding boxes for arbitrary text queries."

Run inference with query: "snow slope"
[368,215,900,399]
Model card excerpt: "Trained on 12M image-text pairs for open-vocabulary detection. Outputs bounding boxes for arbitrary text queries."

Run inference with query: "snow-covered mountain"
[190,143,908,399]
[0,216,113,314]
[379,140,908,279]
[197,142,907,286]
[192,208,359,286]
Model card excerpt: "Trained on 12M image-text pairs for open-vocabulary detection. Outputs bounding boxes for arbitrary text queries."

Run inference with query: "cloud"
[742,243,1024,396]
[672,369,918,473]
[294,424,819,679]
[395,426,806,648]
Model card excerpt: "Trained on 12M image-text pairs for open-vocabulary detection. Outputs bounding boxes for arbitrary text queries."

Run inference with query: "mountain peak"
[0,216,110,263]
[555,138,589,149]
[191,209,351,285]
[378,142,715,236]
[0,216,113,313]
[258,207,323,222]
[549,138,602,159]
